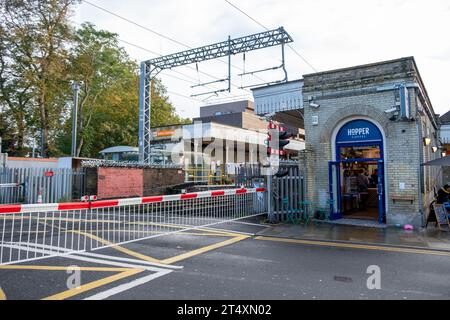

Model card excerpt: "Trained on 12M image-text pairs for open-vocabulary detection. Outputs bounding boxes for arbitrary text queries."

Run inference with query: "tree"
[0,3,189,159]
[0,10,34,155]
[55,23,189,158]
[0,0,79,157]
[151,78,191,128]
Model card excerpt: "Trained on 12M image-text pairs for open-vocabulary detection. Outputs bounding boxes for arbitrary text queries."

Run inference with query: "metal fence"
[0,168,85,205]
[235,164,263,188]
[271,164,306,221]
[236,162,306,221]
[0,188,267,265]
[0,183,24,205]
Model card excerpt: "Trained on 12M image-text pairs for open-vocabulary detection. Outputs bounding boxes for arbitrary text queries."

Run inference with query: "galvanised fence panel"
[0,168,85,204]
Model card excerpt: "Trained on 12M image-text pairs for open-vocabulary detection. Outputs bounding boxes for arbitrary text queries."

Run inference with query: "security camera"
[260,112,276,121]
[309,102,320,108]
[384,107,398,114]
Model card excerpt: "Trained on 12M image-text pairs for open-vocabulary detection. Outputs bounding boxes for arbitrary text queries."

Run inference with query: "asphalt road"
[1,219,450,300]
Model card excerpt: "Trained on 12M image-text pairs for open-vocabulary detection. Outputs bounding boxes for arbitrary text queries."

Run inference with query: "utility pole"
[71,81,81,158]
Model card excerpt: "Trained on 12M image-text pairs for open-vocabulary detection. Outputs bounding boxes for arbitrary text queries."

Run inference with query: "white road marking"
[0,243,167,272]
[2,241,183,270]
[76,252,183,270]
[84,269,173,300]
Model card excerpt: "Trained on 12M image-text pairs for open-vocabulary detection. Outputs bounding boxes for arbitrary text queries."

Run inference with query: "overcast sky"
[74,0,450,119]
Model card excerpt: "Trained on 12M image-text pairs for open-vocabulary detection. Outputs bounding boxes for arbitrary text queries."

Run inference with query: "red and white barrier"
[0,188,266,215]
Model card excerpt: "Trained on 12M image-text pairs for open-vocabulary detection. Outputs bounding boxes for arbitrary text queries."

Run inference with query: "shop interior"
[338,145,381,221]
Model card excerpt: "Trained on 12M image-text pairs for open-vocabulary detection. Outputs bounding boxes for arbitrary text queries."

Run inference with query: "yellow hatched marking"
[161,235,249,265]
[42,268,144,300]
[72,231,162,263]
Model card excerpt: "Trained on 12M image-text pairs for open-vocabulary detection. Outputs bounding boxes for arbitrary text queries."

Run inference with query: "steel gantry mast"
[139,27,293,162]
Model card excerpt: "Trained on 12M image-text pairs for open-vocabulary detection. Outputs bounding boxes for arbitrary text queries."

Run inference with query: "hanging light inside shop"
[432,146,438,153]
[442,152,447,158]
[423,137,432,146]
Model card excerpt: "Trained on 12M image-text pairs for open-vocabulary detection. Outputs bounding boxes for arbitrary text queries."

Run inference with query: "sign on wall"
[336,120,382,144]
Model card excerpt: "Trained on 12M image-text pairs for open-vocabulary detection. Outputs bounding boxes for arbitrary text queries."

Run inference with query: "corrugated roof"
[99,146,138,154]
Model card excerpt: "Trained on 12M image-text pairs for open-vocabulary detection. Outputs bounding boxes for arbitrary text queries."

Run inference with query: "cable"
[80,0,267,83]
[69,20,251,97]
[224,0,268,31]
[82,0,189,49]
[223,0,318,73]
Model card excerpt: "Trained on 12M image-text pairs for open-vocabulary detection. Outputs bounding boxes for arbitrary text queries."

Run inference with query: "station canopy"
[422,157,450,167]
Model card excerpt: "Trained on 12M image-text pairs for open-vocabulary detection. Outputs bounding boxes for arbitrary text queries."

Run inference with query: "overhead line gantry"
[139,27,294,162]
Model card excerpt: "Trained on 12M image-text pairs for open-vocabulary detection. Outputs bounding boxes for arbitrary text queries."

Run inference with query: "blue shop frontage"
[252,57,442,227]
[329,119,386,223]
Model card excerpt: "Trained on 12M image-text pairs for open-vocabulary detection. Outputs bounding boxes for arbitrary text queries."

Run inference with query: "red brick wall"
[97,168,143,199]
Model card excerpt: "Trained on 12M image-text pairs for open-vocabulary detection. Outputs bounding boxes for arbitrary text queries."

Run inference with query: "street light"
[71,81,82,158]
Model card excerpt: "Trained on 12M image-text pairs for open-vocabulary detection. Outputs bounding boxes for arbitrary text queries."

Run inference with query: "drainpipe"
[415,95,425,227]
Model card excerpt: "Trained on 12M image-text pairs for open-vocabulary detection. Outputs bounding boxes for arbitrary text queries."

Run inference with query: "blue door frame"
[330,119,386,223]
[329,143,386,223]
[329,161,342,220]
[329,158,386,223]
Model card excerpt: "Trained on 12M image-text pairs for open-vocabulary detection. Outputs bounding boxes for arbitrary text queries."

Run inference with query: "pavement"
[1,216,450,300]
[256,219,450,252]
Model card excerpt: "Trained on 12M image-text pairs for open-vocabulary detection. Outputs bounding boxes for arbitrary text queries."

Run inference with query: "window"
[340,145,381,160]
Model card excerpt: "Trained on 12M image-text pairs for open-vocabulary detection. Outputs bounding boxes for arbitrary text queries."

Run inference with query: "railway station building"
[253,57,441,227]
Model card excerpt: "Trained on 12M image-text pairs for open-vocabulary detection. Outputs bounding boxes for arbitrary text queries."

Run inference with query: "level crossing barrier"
[0,187,267,265]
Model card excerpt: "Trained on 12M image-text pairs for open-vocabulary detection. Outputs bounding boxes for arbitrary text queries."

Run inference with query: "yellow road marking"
[72,231,162,263]
[85,230,231,237]
[0,265,133,272]
[255,236,450,257]
[42,268,144,300]
[0,287,6,300]
[161,235,249,265]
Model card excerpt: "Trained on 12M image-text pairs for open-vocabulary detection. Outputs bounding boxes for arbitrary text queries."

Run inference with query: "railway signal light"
[267,122,290,156]
[278,131,290,152]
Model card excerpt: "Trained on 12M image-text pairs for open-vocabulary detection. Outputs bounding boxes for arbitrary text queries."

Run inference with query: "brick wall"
[302,57,439,227]
[97,168,143,199]
[143,168,185,196]
[95,167,185,199]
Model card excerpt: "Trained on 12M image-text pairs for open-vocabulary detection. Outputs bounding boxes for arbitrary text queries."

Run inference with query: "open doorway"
[330,119,386,224]
[340,159,380,221]
[335,143,384,222]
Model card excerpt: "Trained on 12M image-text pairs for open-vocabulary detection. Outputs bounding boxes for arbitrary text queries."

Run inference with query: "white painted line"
[4,241,183,270]
[0,243,167,272]
[65,254,169,272]
[84,269,172,300]
[76,252,183,270]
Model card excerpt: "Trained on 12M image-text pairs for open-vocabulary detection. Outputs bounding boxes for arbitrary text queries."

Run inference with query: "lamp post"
[71,81,82,158]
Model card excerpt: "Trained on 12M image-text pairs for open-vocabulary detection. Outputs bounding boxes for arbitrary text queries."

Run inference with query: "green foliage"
[0,2,190,159]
